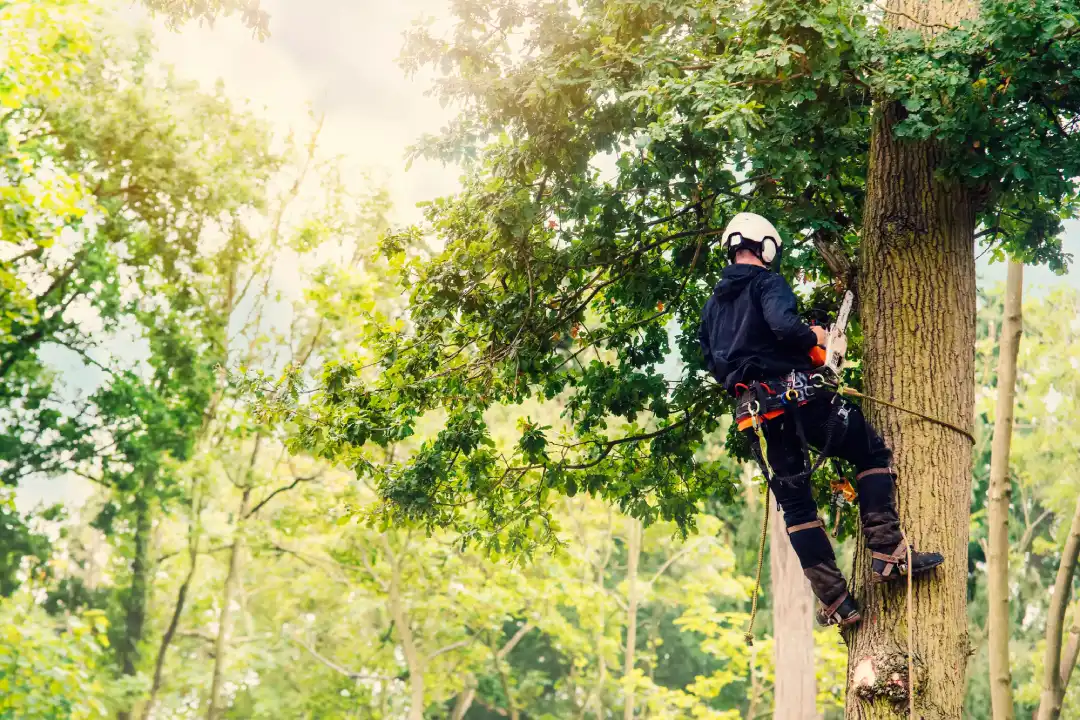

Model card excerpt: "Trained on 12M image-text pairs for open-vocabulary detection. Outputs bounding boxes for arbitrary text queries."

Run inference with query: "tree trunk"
[118,494,153,720]
[450,682,477,720]
[207,487,250,720]
[385,535,426,720]
[1058,603,1080,692]
[623,517,642,720]
[987,261,1023,720]
[850,3,978,716]
[142,539,199,720]
[771,501,818,720]
[1035,495,1080,720]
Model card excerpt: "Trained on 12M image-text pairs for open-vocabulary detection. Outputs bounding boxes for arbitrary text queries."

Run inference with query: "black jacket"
[698,264,818,393]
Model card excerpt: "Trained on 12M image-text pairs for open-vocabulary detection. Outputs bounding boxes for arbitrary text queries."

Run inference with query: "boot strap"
[787,519,825,535]
[820,591,850,625]
[872,539,910,577]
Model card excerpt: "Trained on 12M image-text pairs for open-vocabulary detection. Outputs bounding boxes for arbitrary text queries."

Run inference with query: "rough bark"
[771,501,818,720]
[849,2,978,716]
[118,494,153,720]
[1035,495,1080,720]
[987,261,1023,720]
[623,517,642,720]
[206,486,250,720]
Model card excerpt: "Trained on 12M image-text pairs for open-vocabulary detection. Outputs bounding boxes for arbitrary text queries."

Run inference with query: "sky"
[19,0,1080,509]
[137,0,462,225]
[130,0,1080,291]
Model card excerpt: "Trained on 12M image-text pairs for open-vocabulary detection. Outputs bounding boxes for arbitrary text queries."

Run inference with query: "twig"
[244,471,323,519]
[289,635,393,682]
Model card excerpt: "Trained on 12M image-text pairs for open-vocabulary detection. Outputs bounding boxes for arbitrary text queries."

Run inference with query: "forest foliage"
[2,0,1080,718]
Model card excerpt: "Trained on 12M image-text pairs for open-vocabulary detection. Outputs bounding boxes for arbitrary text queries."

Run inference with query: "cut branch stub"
[851,651,920,708]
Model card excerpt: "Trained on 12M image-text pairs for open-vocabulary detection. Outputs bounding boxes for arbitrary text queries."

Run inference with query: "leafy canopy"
[138,0,269,37]
[266,0,1080,550]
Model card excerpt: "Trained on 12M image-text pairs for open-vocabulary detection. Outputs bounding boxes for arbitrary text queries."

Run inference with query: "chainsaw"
[808,290,854,375]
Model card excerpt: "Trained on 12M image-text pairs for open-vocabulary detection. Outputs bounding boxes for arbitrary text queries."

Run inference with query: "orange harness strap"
[736,408,785,431]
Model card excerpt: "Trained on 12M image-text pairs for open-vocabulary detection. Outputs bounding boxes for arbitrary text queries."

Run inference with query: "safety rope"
[739,376,961,662]
[744,410,771,647]
[836,387,975,445]
[843,378,954,719]
[904,530,915,720]
[744,483,769,647]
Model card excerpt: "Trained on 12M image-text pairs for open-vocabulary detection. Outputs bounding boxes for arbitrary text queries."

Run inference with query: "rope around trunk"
[836,387,975,445]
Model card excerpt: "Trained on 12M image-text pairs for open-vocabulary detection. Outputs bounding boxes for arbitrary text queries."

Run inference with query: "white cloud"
[131,0,463,222]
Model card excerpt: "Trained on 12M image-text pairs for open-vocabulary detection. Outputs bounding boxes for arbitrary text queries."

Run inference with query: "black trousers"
[751,396,893,528]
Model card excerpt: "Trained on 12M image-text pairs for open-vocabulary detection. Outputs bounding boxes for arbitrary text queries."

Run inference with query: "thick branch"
[811,229,854,286]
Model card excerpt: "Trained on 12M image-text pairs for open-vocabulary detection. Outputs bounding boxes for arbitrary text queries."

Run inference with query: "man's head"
[734,248,766,267]
[721,212,783,269]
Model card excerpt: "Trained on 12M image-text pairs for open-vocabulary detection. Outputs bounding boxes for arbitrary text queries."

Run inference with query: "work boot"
[818,593,861,627]
[787,519,862,627]
[857,469,944,584]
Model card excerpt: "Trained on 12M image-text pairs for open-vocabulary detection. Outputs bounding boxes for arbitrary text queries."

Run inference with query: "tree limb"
[1020,509,1054,555]
[648,537,712,586]
[496,622,535,661]
[1035,493,1080,720]
[288,635,393,682]
[244,471,322,519]
[427,639,474,662]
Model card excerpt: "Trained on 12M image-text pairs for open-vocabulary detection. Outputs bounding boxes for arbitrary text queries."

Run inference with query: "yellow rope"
[837,387,975,445]
[905,530,915,720]
[737,377,933,712]
[745,483,770,647]
[744,414,771,647]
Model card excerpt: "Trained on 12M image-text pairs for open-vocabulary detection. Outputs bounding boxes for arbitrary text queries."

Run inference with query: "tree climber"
[698,212,944,627]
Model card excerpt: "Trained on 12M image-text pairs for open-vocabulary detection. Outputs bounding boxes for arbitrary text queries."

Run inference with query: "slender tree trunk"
[987,261,1023,720]
[623,517,642,720]
[118,493,153,720]
[142,539,199,720]
[850,4,978,717]
[207,487,250,720]
[450,682,476,720]
[771,502,817,720]
[1059,603,1080,692]
[1036,495,1080,720]
[384,536,425,720]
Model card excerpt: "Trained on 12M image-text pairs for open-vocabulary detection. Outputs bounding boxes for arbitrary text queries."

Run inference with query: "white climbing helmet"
[722,212,783,267]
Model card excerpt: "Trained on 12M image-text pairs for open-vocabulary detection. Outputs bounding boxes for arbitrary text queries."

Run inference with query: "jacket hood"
[714,263,766,302]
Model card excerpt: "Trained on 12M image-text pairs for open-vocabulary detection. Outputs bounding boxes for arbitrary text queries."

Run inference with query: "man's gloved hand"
[808,326,828,367]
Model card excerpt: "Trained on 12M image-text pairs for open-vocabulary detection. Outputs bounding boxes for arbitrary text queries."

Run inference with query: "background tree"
[987,260,1023,720]
[10,1,1080,719]
[258,0,1080,716]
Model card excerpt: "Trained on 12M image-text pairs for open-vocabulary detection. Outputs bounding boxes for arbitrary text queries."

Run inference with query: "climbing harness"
[739,370,967,647]
[736,371,850,489]
[742,372,849,645]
